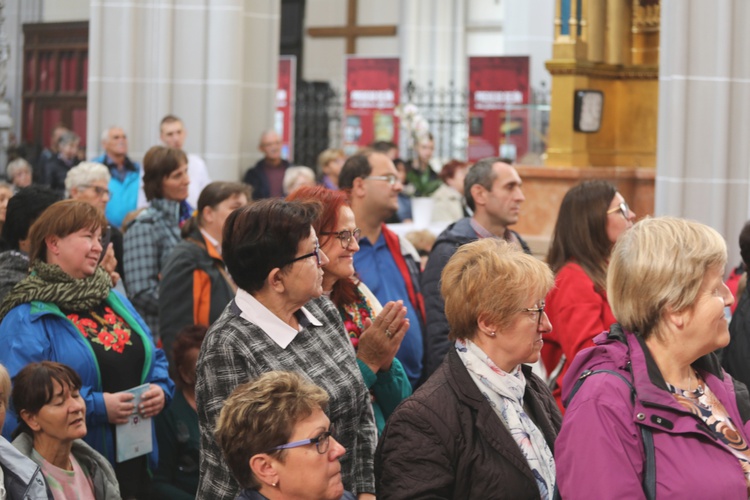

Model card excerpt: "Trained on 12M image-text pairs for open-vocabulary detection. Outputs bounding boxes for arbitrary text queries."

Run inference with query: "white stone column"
[655,0,750,266]
[87,0,280,181]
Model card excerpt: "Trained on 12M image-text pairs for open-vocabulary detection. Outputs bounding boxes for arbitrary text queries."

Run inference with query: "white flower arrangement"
[394,103,431,148]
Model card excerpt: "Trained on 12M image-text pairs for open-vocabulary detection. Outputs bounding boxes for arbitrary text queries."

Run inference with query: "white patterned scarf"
[455,338,556,499]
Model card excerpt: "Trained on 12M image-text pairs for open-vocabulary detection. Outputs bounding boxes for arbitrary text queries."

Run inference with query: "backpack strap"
[563,369,656,500]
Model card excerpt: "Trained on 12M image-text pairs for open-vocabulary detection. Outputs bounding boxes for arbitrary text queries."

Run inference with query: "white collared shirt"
[200,228,220,255]
[234,288,323,349]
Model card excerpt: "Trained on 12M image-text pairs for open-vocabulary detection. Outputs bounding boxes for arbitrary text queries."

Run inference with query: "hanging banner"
[344,56,400,155]
[467,56,530,163]
[276,56,296,161]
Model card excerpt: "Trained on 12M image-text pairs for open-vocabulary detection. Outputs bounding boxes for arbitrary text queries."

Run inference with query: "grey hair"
[283,166,316,195]
[58,131,80,148]
[6,158,32,181]
[101,126,122,143]
[64,162,111,198]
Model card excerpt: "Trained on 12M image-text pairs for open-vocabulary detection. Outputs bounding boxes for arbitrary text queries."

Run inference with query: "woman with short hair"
[11,361,120,499]
[124,145,191,339]
[159,181,249,362]
[542,180,635,410]
[6,158,33,194]
[376,238,561,499]
[196,199,376,500]
[556,217,750,498]
[216,370,356,500]
[318,148,346,190]
[0,200,174,498]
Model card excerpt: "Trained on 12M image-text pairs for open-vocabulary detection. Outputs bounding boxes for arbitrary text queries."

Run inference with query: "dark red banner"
[277,56,296,161]
[344,57,400,155]
[467,56,530,163]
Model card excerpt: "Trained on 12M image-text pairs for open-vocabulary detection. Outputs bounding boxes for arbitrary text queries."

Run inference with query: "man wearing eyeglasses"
[421,157,532,377]
[242,130,290,199]
[340,151,426,388]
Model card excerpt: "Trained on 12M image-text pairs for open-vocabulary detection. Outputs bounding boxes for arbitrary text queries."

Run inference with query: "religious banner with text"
[467,56,530,163]
[344,56,400,155]
[276,56,296,161]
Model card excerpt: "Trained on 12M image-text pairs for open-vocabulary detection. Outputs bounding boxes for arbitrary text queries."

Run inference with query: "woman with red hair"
[287,186,411,434]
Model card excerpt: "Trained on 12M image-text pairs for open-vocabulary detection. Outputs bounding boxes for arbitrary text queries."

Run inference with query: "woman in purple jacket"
[556,217,750,499]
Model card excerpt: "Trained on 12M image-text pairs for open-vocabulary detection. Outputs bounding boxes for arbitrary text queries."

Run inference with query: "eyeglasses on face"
[606,201,631,219]
[268,426,334,455]
[364,174,398,186]
[320,228,361,249]
[81,185,110,197]
[283,239,321,267]
[521,300,546,329]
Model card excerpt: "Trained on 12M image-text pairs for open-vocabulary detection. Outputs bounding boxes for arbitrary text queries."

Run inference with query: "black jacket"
[421,218,530,376]
[375,348,561,500]
[242,158,290,199]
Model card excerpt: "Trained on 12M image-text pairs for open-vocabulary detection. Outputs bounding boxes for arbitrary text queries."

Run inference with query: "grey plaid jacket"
[196,296,377,500]
[123,198,182,339]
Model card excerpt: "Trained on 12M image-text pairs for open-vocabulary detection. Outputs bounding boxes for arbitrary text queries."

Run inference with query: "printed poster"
[467,56,530,162]
[344,57,400,155]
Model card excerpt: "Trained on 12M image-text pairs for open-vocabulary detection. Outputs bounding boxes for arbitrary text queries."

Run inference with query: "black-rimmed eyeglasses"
[320,228,361,249]
[283,239,321,267]
[521,300,546,329]
[268,427,334,455]
[606,201,630,219]
[364,174,398,186]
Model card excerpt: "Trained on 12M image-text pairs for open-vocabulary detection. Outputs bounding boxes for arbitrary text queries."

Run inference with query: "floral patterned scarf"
[455,338,556,499]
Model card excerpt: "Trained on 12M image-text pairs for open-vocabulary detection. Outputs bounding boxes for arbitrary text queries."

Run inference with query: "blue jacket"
[0,289,174,470]
[92,153,142,229]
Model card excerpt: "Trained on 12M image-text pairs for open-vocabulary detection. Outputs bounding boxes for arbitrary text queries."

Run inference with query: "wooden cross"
[306,0,398,54]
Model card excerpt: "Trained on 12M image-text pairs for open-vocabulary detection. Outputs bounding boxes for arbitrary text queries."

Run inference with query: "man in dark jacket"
[242,130,290,199]
[722,219,750,386]
[421,157,530,377]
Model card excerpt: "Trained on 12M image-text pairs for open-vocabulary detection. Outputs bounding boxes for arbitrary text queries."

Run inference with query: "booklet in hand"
[115,383,153,463]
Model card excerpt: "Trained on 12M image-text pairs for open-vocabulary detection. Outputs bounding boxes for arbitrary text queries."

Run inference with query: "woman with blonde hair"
[376,238,561,499]
[556,217,750,498]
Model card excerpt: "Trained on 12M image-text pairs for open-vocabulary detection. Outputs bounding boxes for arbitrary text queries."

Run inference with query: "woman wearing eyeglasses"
[542,180,636,411]
[376,238,561,499]
[196,199,376,500]
[287,186,411,435]
[216,371,356,500]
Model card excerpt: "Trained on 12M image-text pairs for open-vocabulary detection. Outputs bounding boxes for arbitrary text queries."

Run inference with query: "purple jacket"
[556,324,750,499]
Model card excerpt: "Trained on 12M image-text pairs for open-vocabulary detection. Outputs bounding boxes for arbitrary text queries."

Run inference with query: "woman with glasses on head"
[196,199,376,500]
[216,370,356,500]
[376,238,561,499]
[542,180,636,411]
[287,186,411,435]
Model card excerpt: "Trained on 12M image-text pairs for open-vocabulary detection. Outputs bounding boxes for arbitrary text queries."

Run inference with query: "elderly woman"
[6,158,33,194]
[65,161,125,282]
[196,199,376,500]
[152,325,207,499]
[376,238,561,499]
[287,186,411,434]
[542,180,636,410]
[159,181,249,363]
[283,166,316,196]
[10,361,120,499]
[555,217,750,498]
[318,148,346,190]
[216,371,356,500]
[0,200,174,498]
[124,145,191,339]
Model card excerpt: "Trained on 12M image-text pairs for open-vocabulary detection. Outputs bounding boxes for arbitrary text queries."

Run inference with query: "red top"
[542,261,616,412]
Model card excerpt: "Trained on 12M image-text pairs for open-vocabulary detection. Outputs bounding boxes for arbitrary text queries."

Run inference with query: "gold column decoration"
[632,0,660,65]
[587,0,605,63]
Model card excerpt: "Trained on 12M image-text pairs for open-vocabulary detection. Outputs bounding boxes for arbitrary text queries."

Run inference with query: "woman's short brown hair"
[608,216,727,339]
[214,371,329,489]
[27,199,108,264]
[441,238,554,341]
[142,145,188,201]
[11,361,83,437]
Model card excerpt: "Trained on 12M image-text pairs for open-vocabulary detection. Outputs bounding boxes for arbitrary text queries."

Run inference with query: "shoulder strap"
[563,369,656,500]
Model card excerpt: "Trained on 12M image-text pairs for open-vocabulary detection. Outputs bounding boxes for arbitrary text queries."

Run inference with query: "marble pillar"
[87,0,280,181]
[656,0,750,267]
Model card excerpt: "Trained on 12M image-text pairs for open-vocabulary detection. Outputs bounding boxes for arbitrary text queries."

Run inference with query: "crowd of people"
[1,119,750,500]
